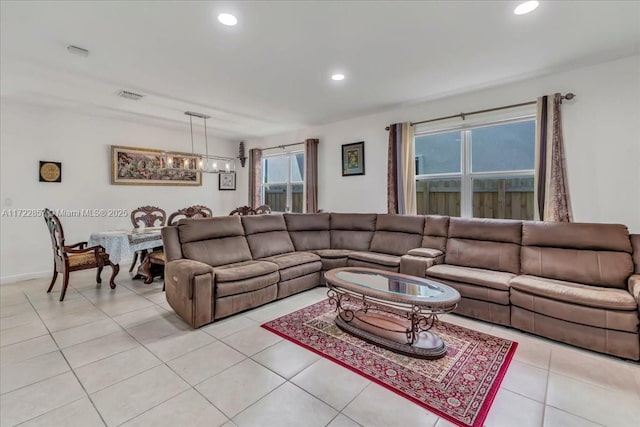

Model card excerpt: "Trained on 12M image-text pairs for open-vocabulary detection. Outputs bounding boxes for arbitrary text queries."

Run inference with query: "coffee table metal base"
[334,311,447,359]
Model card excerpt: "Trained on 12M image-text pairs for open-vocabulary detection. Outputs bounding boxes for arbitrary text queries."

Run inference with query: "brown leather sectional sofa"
[161,213,640,360]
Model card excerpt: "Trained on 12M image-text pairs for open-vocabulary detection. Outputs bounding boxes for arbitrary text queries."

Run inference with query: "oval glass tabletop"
[333,269,457,301]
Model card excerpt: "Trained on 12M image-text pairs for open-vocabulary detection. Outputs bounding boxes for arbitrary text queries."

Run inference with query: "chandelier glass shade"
[162,112,236,174]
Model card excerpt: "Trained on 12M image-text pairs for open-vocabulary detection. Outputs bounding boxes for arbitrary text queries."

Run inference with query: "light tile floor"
[1,270,639,427]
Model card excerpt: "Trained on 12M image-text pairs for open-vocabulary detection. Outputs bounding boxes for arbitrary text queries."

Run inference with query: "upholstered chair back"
[330,213,377,251]
[422,215,450,252]
[369,214,424,255]
[242,214,295,259]
[521,222,634,288]
[284,213,330,251]
[176,216,252,267]
[445,218,523,274]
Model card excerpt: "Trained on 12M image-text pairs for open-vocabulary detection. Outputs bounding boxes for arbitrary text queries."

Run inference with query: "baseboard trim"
[0,270,51,285]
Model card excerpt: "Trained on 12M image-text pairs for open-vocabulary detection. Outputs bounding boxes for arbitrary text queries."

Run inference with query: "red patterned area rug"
[262,299,517,427]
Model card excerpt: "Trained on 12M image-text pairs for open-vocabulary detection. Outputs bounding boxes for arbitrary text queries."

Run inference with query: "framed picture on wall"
[110,145,201,186]
[219,172,236,190]
[342,141,365,176]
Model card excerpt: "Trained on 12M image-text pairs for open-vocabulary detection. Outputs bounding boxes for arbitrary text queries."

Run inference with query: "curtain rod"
[260,142,304,152]
[384,93,576,131]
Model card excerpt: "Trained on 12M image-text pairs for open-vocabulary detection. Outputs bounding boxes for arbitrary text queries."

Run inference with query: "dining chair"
[254,204,272,214]
[43,208,119,301]
[167,205,213,225]
[129,206,166,272]
[141,205,213,287]
[229,205,256,216]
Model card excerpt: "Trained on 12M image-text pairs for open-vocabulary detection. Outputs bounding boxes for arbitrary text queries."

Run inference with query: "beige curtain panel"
[534,94,572,222]
[387,122,416,215]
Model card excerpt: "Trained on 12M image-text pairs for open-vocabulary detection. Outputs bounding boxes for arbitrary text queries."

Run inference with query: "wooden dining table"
[88,227,163,285]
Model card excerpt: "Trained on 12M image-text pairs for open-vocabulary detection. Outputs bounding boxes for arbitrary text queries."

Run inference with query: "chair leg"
[47,269,58,293]
[59,271,70,301]
[143,258,154,285]
[129,252,139,272]
[108,262,119,289]
[96,264,103,284]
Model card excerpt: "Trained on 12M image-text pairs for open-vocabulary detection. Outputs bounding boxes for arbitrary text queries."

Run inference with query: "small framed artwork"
[219,172,236,190]
[39,161,62,183]
[342,141,365,176]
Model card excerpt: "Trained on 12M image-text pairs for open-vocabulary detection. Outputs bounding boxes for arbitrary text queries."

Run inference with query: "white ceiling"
[1,1,639,139]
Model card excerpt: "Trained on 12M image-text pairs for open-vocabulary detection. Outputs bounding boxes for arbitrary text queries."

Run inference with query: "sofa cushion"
[629,275,640,305]
[284,213,330,231]
[284,213,331,251]
[242,214,288,234]
[216,271,280,298]
[375,214,424,234]
[178,217,244,243]
[449,217,522,244]
[426,264,514,291]
[312,249,352,259]
[182,237,253,267]
[520,246,633,289]
[445,239,520,274]
[288,231,330,251]
[278,261,323,282]
[348,251,401,267]
[510,275,638,311]
[522,222,633,252]
[260,252,321,269]
[330,213,377,251]
[422,215,449,252]
[242,214,296,259]
[369,214,424,256]
[370,231,423,256]
[213,260,279,282]
[407,248,444,258]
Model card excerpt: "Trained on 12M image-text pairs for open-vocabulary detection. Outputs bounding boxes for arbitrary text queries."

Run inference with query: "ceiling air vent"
[116,90,144,101]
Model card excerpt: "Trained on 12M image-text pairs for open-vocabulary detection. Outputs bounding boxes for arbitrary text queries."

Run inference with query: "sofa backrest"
[631,234,640,274]
[422,215,449,252]
[330,213,377,251]
[177,217,253,267]
[521,222,634,288]
[242,214,295,259]
[445,218,522,274]
[284,213,330,251]
[369,214,424,256]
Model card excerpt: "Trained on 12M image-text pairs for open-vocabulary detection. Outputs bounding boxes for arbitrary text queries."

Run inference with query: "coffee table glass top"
[334,270,456,301]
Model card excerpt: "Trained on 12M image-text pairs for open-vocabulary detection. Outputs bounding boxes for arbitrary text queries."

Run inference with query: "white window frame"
[261,150,305,213]
[414,115,536,219]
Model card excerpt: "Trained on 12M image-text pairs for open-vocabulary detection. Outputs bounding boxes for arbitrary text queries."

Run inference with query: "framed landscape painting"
[111,145,202,186]
[342,141,365,176]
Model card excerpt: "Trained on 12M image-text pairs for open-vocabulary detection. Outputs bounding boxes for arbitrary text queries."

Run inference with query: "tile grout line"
[20,287,109,427]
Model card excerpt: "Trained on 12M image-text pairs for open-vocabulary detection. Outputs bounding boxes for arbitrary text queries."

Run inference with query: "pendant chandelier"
[161,111,236,174]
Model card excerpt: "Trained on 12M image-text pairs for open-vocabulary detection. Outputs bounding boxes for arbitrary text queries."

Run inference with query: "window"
[415,118,535,220]
[262,152,305,213]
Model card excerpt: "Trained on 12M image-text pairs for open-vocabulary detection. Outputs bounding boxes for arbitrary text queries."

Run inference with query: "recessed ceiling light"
[217,13,237,26]
[331,74,345,81]
[514,1,539,15]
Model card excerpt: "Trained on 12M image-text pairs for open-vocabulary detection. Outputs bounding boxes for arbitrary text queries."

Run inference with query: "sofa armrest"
[165,259,215,328]
[407,248,444,258]
[400,253,445,278]
[629,274,640,305]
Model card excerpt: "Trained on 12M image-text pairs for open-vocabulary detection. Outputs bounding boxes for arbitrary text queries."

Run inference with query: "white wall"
[0,102,241,282]
[242,55,640,232]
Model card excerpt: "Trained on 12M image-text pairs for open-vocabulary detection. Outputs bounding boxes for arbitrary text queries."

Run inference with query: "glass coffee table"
[325,267,461,359]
